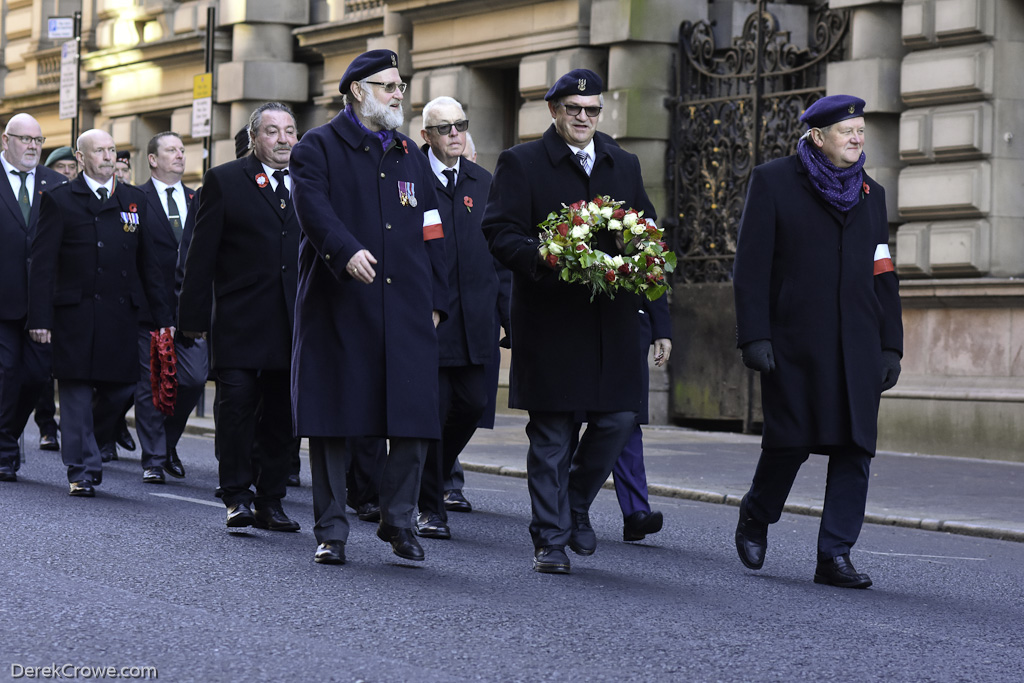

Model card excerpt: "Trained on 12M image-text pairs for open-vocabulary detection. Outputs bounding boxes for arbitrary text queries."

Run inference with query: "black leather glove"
[173,329,195,349]
[740,340,775,373]
[880,349,901,392]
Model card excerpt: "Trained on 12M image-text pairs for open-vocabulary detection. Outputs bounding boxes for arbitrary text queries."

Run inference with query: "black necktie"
[166,187,183,242]
[97,186,108,203]
[14,170,30,223]
[442,168,456,190]
[273,170,289,210]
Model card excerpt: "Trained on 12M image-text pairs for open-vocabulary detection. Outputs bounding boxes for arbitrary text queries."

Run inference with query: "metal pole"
[71,10,81,145]
[202,6,215,179]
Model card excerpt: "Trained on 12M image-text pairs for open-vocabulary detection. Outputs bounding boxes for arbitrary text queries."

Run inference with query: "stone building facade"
[2,0,1022,461]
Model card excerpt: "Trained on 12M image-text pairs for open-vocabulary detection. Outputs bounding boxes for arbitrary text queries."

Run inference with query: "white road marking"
[862,550,986,561]
[148,492,224,508]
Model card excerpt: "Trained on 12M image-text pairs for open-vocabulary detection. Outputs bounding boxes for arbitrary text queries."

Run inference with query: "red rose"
[659,241,668,249]
[593,197,604,207]
[646,256,656,267]
[647,224,658,234]
[547,253,559,268]
[572,215,585,226]
[570,201,583,211]
[557,222,569,237]
[575,243,587,252]
[604,269,616,283]
[612,209,625,220]
[618,264,630,274]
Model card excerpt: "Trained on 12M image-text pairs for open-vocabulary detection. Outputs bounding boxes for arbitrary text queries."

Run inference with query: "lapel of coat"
[244,154,284,218]
[70,175,104,216]
[30,167,60,227]
[0,166,26,228]
[795,162,845,226]
[142,179,175,241]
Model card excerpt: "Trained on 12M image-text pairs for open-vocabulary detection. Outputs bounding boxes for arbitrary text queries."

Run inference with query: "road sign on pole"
[47,17,73,39]
[191,73,213,139]
[58,41,78,121]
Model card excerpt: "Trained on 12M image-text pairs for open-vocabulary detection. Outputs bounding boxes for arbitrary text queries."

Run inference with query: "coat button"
[97,267,103,274]
[364,146,370,152]
[119,297,125,304]
[324,253,331,260]
[386,223,391,230]
[380,173,385,178]
[281,231,287,236]
[94,294,100,300]
[281,265,287,271]
[97,241,104,247]
[122,270,128,277]
[386,277,392,284]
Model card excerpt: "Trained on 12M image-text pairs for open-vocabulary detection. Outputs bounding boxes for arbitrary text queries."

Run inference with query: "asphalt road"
[1,428,1022,682]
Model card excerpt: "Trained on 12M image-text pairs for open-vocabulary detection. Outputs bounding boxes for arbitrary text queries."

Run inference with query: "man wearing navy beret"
[482,69,661,574]
[732,94,904,588]
[289,49,448,566]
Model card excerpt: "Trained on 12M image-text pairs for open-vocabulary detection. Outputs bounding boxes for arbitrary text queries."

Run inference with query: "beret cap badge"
[578,79,586,92]
[848,105,855,113]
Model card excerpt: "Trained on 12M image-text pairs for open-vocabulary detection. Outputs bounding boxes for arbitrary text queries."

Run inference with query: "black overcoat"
[27,177,172,383]
[482,126,656,412]
[289,111,448,439]
[732,155,903,456]
[177,154,298,370]
[0,165,66,321]
[138,179,195,326]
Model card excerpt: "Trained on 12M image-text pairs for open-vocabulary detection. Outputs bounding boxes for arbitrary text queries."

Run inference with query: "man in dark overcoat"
[482,69,657,574]
[178,102,301,532]
[28,129,172,496]
[289,49,448,566]
[412,96,501,540]
[134,132,202,484]
[0,113,67,482]
[732,95,903,589]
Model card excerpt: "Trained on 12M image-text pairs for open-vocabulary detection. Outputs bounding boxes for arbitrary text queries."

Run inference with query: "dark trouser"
[526,410,637,548]
[214,367,294,508]
[445,459,465,491]
[612,424,651,518]
[0,319,51,469]
[419,364,487,519]
[346,436,384,509]
[34,379,58,436]
[745,447,872,560]
[59,379,134,484]
[134,329,208,470]
[311,436,428,542]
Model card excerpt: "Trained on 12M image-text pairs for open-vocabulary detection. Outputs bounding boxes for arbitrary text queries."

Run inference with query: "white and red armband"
[873,243,894,275]
[423,209,443,241]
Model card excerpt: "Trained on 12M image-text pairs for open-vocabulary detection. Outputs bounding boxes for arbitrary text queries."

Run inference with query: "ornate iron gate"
[666,1,850,283]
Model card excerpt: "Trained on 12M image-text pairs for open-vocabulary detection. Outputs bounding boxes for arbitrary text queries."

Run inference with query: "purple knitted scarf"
[345,104,394,150]
[797,138,865,212]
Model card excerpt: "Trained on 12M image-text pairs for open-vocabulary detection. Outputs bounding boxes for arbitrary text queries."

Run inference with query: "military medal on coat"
[121,204,139,233]
[398,180,417,207]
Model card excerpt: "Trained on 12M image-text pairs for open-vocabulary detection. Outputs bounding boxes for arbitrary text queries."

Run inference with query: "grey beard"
[362,93,404,130]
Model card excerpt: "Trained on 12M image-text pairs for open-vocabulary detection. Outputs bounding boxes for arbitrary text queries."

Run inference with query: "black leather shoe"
[286,474,300,487]
[735,494,768,570]
[415,512,452,540]
[623,510,664,542]
[533,545,571,574]
[443,489,473,513]
[116,420,136,451]
[314,540,346,565]
[377,523,425,561]
[164,448,185,479]
[39,433,59,451]
[0,467,18,482]
[814,554,872,589]
[568,510,596,556]
[142,467,165,484]
[253,505,301,532]
[357,501,381,523]
[69,481,95,497]
[226,502,255,528]
[100,442,117,462]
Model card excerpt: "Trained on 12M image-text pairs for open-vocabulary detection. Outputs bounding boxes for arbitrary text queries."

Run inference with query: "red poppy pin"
[464,196,473,213]
[128,203,138,213]
[255,173,269,188]
[862,182,870,196]
[187,192,194,201]
[401,140,409,155]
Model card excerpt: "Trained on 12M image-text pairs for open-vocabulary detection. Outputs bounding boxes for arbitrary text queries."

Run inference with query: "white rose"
[607,219,622,232]
[588,202,600,215]
[571,225,590,240]
[610,255,625,268]
[600,206,613,219]
[623,212,638,228]
[548,243,563,255]
[631,225,646,235]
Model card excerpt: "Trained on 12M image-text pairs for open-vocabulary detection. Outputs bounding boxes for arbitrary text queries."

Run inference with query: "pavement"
[176,392,1024,545]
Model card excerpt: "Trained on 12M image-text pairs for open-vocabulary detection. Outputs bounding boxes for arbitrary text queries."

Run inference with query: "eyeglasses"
[425,120,469,136]
[560,104,603,118]
[11,135,46,146]
[365,81,408,94]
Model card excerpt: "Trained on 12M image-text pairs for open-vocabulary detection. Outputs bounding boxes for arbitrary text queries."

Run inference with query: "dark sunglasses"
[560,104,603,118]
[426,120,470,135]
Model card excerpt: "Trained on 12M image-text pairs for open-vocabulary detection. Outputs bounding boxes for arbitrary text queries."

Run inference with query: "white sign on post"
[191,73,213,138]
[47,17,74,40]
[58,41,78,121]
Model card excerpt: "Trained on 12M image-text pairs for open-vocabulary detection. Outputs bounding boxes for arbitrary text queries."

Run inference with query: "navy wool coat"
[289,111,448,439]
[28,177,172,383]
[138,179,194,327]
[732,155,903,456]
[482,125,656,413]
[177,154,299,370]
[0,164,66,322]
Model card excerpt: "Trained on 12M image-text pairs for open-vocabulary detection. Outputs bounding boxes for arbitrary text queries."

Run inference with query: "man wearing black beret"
[289,49,448,565]
[482,69,659,574]
[732,94,903,588]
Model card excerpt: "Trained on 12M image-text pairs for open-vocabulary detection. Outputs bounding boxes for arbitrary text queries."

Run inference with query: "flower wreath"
[538,195,676,301]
